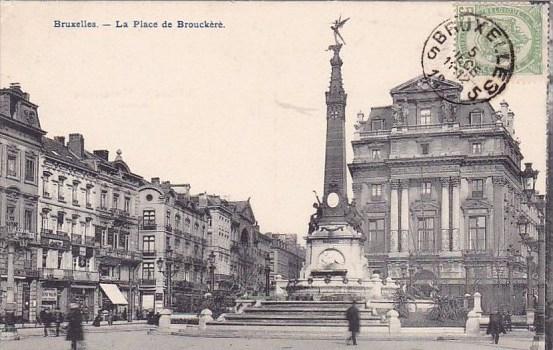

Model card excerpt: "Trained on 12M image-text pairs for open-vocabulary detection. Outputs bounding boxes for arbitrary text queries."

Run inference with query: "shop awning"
[99,283,128,305]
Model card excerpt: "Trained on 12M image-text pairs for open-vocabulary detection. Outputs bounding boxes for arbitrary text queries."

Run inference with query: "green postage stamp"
[456,4,543,75]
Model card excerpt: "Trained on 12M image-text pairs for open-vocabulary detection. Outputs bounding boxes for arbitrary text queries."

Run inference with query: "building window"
[143,236,155,253]
[472,142,482,154]
[25,158,35,182]
[421,143,429,155]
[367,219,384,253]
[112,194,119,209]
[419,109,432,125]
[85,187,91,207]
[142,262,155,280]
[72,186,78,205]
[371,149,381,160]
[468,216,486,251]
[7,153,17,177]
[6,206,17,227]
[100,191,107,209]
[417,217,435,252]
[421,181,432,197]
[58,178,65,201]
[24,209,33,232]
[143,210,156,227]
[371,119,384,130]
[124,197,130,213]
[56,213,64,233]
[469,111,482,125]
[371,184,382,200]
[42,175,51,198]
[471,179,484,198]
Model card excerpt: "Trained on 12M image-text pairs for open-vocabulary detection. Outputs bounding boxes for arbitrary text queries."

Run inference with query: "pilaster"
[399,179,409,252]
[390,180,400,253]
[440,177,450,251]
[451,177,460,251]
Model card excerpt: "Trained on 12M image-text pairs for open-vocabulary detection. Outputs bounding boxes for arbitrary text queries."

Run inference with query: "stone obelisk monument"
[303,18,368,281]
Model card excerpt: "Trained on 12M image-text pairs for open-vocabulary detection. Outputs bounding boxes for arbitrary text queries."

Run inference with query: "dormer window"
[371,119,384,130]
[419,109,431,125]
[469,111,483,125]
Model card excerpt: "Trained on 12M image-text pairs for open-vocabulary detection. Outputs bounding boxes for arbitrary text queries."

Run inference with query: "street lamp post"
[208,251,216,292]
[0,223,31,341]
[264,253,271,297]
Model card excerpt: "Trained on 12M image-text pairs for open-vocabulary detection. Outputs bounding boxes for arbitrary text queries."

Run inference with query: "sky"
[0,2,547,239]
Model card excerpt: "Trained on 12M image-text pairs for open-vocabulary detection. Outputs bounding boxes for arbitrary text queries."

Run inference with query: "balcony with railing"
[0,267,39,278]
[141,249,156,257]
[97,247,142,262]
[139,278,156,286]
[141,221,157,230]
[71,234,83,244]
[39,268,73,281]
[40,228,70,241]
[72,270,100,282]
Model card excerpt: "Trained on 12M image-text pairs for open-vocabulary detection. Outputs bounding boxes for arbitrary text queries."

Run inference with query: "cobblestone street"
[0,328,538,350]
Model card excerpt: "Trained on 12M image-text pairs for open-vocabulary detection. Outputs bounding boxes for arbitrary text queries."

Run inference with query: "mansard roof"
[42,137,94,173]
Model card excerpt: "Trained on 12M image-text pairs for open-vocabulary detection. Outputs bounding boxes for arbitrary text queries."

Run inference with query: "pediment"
[410,199,440,212]
[390,75,462,95]
[461,198,493,210]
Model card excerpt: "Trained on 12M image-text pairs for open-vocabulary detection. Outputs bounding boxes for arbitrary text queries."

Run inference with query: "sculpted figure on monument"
[308,192,323,234]
[345,199,363,233]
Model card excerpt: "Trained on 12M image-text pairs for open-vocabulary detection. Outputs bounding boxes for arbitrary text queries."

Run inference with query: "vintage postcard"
[0,1,551,350]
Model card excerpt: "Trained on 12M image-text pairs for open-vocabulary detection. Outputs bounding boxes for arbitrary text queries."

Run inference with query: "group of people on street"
[39,307,64,337]
[39,304,84,350]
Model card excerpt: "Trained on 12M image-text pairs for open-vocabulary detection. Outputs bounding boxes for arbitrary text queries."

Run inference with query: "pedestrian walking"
[107,310,113,326]
[486,312,506,344]
[345,300,360,346]
[66,303,84,350]
[54,307,64,337]
[42,309,52,337]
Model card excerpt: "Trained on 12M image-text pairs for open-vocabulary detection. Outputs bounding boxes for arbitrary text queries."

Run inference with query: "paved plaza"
[0,326,539,350]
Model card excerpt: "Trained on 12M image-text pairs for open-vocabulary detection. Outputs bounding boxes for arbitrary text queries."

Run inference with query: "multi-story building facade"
[0,84,45,322]
[195,194,233,291]
[349,75,544,313]
[138,179,208,313]
[266,233,306,280]
[38,135,143,320]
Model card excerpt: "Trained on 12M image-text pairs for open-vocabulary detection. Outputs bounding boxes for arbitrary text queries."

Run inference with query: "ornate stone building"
[38,136,144,320]
[0,84,45,322]
[138,179,208,313]
[349,76,544,313]
[266,233,305,280]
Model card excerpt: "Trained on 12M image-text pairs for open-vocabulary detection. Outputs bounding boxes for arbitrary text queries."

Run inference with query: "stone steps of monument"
[258,301,359,309]
[226,314,382,322]
[216,319,387,327]
[243,309,380,318]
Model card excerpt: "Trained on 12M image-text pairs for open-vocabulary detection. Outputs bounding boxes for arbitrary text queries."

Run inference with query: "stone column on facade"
[451,177,461,251]
[390,180,400,253]
[492,176,506,253]
[400,180,410,253]
[440,177,450,252]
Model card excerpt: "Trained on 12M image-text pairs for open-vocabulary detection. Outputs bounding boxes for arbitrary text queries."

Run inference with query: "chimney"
[93,150,109,161]
[54,136,65,146]
[67,133,85,158]
[151,177,160,185]
[198,193,208,208]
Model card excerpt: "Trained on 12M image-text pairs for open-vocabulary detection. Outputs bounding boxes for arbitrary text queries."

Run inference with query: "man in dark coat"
[486,312,506,344]
[54,307,64,337]
[66,303,84,350]
[345,300,360,345]
[42,309,52,337]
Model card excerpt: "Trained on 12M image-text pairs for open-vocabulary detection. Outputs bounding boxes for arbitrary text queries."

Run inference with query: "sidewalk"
[11,320,149,338]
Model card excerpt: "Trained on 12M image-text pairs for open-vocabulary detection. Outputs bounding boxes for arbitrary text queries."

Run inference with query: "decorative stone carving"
[440,177,450,187]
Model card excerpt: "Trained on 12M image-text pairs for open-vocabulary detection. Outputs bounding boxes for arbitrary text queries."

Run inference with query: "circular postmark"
[421,13,515,105]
